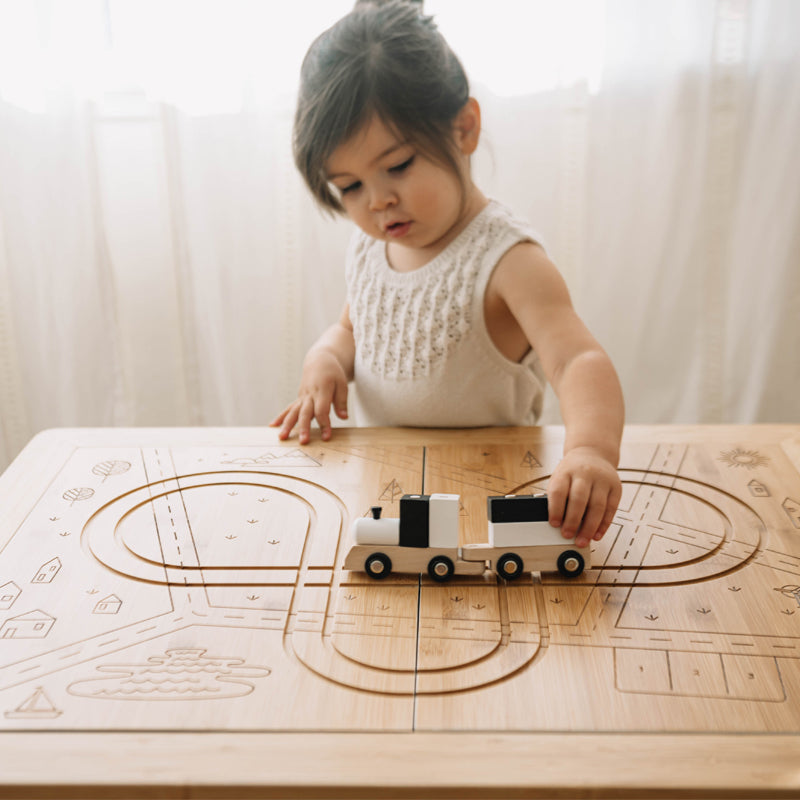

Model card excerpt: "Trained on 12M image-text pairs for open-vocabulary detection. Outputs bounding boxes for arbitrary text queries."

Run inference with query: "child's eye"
[339,181,362,195]
[389,156,414,173]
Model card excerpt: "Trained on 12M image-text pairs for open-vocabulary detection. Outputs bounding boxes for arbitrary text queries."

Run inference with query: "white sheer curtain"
[0,0,798,471]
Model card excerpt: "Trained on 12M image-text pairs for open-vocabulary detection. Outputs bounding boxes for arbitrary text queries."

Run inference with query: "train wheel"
[557,550,585,578]
[364,552,392,579]
[496,553,523,581]
[427,555,455,583]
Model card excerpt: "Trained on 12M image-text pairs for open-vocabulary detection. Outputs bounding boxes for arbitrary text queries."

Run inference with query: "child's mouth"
[386,221,411,238]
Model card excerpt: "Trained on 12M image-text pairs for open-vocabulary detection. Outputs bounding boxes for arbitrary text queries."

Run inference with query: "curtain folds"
[0,0,798,470]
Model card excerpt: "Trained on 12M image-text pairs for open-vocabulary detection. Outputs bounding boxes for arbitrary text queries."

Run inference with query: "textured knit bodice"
[345,199,546,427]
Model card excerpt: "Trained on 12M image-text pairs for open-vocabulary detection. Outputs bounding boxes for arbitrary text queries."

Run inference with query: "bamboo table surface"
[0,424,798,798]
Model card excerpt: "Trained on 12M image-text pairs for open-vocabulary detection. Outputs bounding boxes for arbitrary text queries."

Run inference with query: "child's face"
[325,116,469,258]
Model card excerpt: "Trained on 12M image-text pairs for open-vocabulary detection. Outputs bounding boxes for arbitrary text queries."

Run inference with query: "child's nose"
[368,182,398,211]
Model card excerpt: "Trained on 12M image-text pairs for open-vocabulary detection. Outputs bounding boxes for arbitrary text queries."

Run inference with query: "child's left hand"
[547,447,622,548]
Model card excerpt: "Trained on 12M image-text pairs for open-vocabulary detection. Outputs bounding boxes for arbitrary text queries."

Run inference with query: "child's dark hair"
[293,0,470,213]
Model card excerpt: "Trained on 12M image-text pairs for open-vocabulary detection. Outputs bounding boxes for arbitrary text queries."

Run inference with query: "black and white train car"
[463,494,588,578]
[343,493,589,582]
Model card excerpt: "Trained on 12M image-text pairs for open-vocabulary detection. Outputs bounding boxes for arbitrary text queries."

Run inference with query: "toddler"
[272,0,625,548]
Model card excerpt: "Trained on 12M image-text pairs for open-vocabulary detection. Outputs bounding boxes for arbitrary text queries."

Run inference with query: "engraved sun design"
[718,448,769,470]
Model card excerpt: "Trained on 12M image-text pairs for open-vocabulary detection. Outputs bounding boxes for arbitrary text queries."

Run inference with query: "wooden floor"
[0,425,798,797]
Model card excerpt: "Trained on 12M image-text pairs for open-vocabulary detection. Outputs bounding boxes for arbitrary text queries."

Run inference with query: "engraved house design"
[31,557,62,584]
[93,594,122,614]
[0,610,55,639]
[0,581,21,610]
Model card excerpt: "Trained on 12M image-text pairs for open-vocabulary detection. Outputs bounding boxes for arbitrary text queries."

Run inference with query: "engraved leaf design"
[92,461,131,481]
[63,487,95,505]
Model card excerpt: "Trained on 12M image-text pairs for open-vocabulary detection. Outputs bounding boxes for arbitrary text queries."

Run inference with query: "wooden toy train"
[343,493,590,582]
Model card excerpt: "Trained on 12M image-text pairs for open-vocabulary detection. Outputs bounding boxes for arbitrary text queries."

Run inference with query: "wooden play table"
[0,425,798,798]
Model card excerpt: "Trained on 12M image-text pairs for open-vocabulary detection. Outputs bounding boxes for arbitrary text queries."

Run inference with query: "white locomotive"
[343,493,589,582]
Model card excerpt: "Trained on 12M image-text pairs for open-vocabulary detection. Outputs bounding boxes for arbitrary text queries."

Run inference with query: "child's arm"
[490,243,625,547]
[270,304,355,444]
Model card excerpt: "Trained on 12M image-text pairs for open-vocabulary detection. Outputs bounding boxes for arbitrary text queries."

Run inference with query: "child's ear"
[454,97,481,155]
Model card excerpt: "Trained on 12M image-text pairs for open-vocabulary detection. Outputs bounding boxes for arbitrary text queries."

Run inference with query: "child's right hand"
[270,350,349,444]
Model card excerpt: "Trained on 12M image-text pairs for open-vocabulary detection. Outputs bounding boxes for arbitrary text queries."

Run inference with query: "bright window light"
[0,0,606,114]
[429,0,607,96]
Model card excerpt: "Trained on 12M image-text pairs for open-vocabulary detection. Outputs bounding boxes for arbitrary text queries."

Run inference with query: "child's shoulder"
[478,199,549,259]
[492,199,546,242]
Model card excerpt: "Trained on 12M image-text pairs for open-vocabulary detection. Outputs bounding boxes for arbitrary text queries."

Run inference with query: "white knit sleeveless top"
[345,199,546,427]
